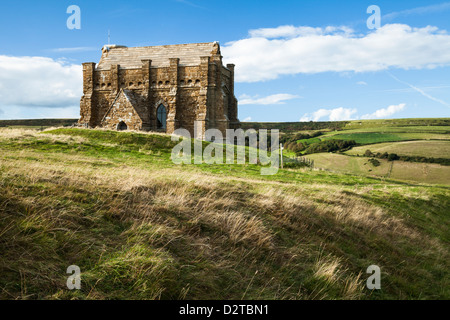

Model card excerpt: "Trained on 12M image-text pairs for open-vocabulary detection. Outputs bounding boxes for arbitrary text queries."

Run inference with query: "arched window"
[117,121,128,131]
[157,104,167,130]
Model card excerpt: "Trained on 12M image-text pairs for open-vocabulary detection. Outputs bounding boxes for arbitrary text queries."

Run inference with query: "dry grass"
[0,128,448,300]
[0,127,88,145]
[306,152,450,185]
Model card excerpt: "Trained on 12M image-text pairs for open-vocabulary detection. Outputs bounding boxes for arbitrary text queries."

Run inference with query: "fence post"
[280,143,284,169]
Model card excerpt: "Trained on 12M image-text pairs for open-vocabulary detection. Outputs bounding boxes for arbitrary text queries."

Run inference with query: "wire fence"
[283,156,315,169]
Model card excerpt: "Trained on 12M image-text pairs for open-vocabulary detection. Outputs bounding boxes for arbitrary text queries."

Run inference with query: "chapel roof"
[97,42,220,70]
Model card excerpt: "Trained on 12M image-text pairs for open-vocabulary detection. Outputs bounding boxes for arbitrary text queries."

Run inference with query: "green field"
[294,126,450,146]
[298,124,450,184]
[343,118,450,130]
[346,140,450,159]
[0,120,449,300]
[323,132,449,144]
[338,126,450,134]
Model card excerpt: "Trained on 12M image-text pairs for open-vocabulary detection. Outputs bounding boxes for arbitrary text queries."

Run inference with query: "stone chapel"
[79,42,240,138]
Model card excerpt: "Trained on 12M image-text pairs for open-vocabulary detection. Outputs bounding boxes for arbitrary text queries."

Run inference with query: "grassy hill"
[343,118,450,130]
[241,118,450,133]
[0,127,448,300]
[264,118,450,183]
[305,152,450,185]
[291,125,450,146]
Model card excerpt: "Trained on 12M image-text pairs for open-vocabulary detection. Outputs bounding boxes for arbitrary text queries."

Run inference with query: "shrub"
[388,153,400,161]
[284,161,310,169]
[364,149,374,157]
[365,151,449,165]
[282,131,323,154]
[380,152,389,159]
[304,139,357,154]
[368,158,381,167]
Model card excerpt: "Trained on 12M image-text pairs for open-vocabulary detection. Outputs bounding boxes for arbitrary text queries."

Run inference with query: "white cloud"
[49,47,97,53]
[300,107,358,122]
[301,104,407,121]
[0,55,82,109]
[361,103,406,119]
[249,25,354,38]
[239,93,300,105]
[222,23,450,82]
[357,81,368,85]
[242,117,252,122]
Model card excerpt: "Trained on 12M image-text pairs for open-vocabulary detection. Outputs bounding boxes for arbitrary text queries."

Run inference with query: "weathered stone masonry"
[79,42,240,138]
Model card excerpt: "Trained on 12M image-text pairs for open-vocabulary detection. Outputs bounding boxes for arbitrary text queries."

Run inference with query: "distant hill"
[241,121,348,132]
[0,118,78,128]
[242,118,450,133]
[1,117,448,132]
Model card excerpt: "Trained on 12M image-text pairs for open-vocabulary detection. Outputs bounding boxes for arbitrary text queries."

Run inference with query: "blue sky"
[0,0,449,121]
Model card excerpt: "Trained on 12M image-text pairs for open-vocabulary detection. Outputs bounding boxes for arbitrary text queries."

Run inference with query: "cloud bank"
[239,93,300,105]
[361,103,406,119]
[0,56,82,109]
[300,107,358,122]
[222,24,450,82]
[300,104,406,121]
